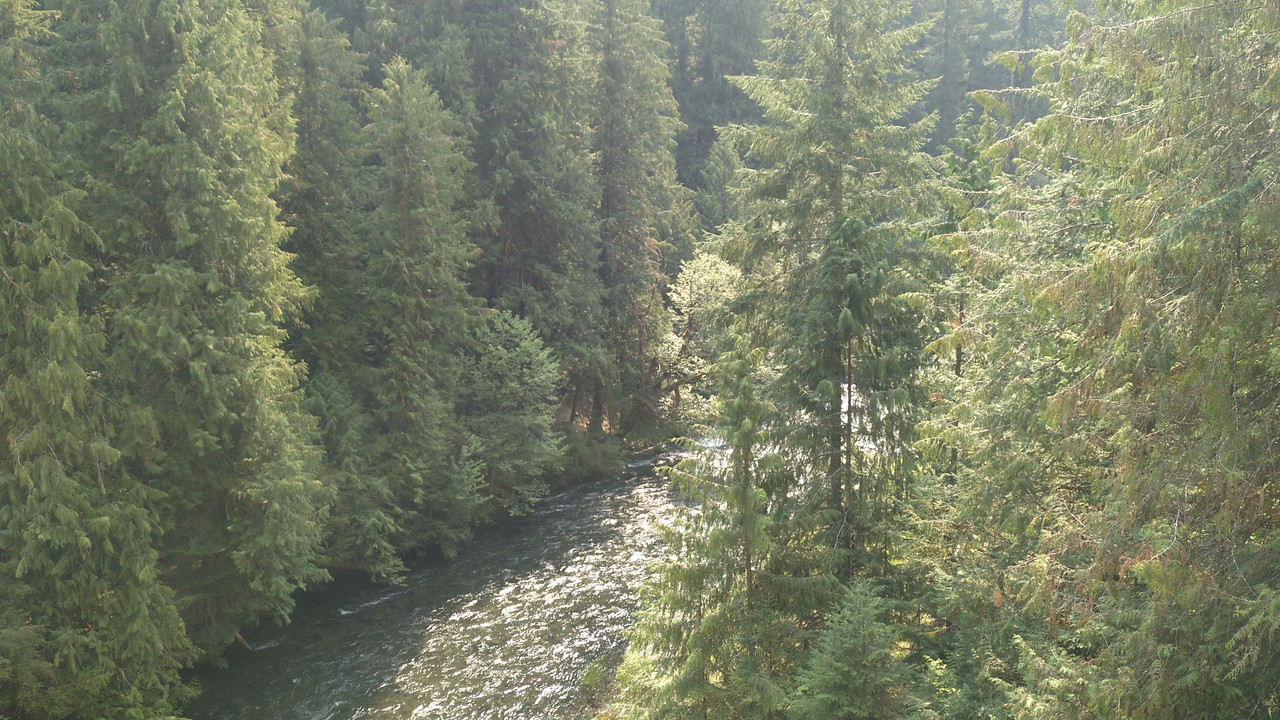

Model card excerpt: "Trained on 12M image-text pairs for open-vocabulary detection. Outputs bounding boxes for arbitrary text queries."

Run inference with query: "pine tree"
[458,311,562,518]
[911,0,996,148]
[904,117,1025,720]
[905,0,1069,149]
[651,0,769,187]
[44,0,331,652]
[692,136,745,235]
[265,5,415,580]
[356,0,478,120]
[790,582,918,720]
[334,0,638,454]
[920,0,1280,715]
[465,0,609,439]
[1009,3,1280,713]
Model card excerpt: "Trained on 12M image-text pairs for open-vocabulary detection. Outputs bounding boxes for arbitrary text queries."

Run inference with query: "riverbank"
[185,456,679,719]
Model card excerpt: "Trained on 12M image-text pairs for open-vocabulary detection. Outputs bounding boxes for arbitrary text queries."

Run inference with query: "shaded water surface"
[188,456,679,720]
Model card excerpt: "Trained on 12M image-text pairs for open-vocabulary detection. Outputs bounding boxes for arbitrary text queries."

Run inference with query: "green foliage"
[724,0,936,573]
[650,0,769,187]
[692,136,745,235]
[44,0,331,654]
[459,311,563,517]
[363,56,483,555]
[318,0,691,447]
[909,0,1068,148]
[591,0,695,433]
[914,0,1280,717]
[0,2,192,716]
[21,0,1280,718]
[468,1,602,355]
[559,430,626,486]
[655,250,744,428]
[791,582,918,720]
[271,4,409,581]
[616,331,837,720]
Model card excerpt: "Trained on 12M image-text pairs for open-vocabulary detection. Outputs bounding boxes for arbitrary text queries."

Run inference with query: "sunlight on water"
[188,458,678,720]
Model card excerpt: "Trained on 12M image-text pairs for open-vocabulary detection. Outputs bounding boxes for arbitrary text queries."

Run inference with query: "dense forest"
[2,0,1278,717]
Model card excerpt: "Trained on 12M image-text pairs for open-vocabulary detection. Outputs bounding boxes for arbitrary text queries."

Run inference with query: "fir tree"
[920,0,1280,715]
[458,311,562,518]
[617,331,837,720]
[651,0,769,187]
[692,136,745,235]
[790,582,919,720]
[269,5,412,580]
[466,0,611,441]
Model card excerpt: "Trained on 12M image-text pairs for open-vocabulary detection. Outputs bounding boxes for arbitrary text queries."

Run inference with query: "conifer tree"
[267,6,414,580]
[651,0,769,187]
[458,311,562,518]
[921,0,1280,715]
[332,0,630,450]
[617,331,837,720]
[0,3,194,714]
[789,582,918,720]
[903,117,1022,719]
[362,56,483,555]
[910,0,998,148]
[591,0,693,431]
[692,136,746,235]
[355,0,478,120]
[465,0,609,436]
[1003,2,1280,713]
[724,0,935,572]
[44,0,331,652]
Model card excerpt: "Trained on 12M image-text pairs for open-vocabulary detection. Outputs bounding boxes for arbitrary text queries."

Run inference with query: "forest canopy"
[2,0,1279,718]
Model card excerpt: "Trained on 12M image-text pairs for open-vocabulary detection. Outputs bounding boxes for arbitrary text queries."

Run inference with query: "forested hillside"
[1,0,1277,718]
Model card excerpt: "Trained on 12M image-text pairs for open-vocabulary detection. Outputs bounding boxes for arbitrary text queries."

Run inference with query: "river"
[186,453,681,720]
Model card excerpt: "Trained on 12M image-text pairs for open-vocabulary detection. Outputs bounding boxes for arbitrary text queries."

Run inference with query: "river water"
[187,454,680,720]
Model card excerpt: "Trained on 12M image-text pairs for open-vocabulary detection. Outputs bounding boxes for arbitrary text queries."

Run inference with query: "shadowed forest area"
[2,0,1279,718]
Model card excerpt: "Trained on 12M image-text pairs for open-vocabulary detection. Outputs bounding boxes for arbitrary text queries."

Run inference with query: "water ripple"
[188,461,677,720]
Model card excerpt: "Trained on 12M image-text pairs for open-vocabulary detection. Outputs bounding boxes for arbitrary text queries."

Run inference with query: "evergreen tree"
[790,582,919,720]
[724,0,935,572]
[269,5,411,580]
[617,331,837,720]
[591,0,694,431]
[355,0,478,120]
[465,0,609,439]
[362,56,483,555]
[325,0,645,453]
[911,0,998,148]
[920,0,1280,716]
[0,3,194,715]
[651,0,769,187]
[692,136,745,235]
[458,311,562,518]
[44,0,331,652]
[905,117,1021,720]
